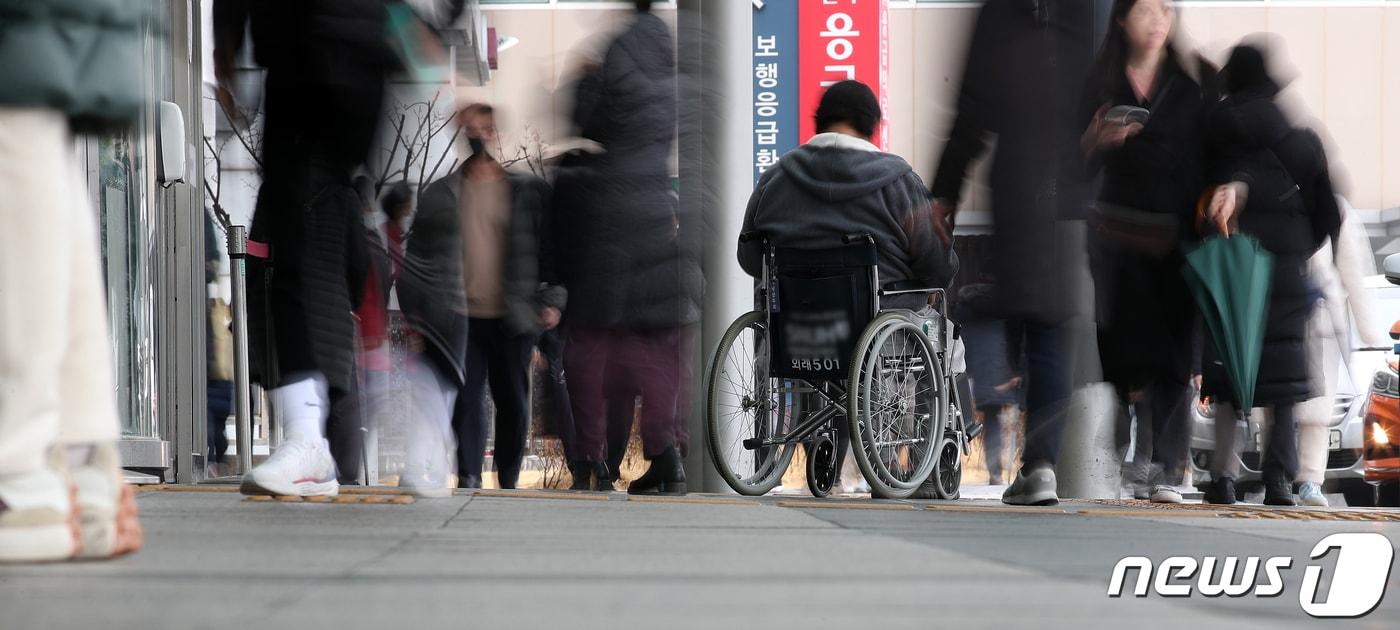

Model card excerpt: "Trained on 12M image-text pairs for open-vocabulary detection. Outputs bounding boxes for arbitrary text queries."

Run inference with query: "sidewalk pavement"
[1,484,1397,630]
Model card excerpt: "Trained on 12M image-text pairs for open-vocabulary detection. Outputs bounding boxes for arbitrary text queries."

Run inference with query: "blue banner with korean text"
[753,0,799,184]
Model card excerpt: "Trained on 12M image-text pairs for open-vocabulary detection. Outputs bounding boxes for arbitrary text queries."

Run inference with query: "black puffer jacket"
[573,12,676,179]
[556,12,700,331]
[554,151,700,330]
[217,0,389,393]
[407,169,567,384]
[1199,48,1339,407]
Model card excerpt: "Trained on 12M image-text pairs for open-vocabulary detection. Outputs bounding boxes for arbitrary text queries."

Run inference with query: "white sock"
[270,371,329,444]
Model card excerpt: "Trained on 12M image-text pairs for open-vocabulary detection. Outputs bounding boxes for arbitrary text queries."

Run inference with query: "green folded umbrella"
[1182,235,1273,415]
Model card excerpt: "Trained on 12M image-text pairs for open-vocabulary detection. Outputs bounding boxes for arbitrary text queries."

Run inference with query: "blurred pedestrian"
[0,0,146,562]
[206,207,235,478]
[387,175,469,496]
[956,282,1023,486]
[1295,198,1376,506]
[1200,41,1342,506]
[216,0,387,497]
[1079,0,1214,504]
[557,0,702,495]
[432,104,565,490]
[930,0,1096,505]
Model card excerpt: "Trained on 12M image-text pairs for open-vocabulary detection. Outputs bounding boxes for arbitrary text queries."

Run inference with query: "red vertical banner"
[797,0,888,149]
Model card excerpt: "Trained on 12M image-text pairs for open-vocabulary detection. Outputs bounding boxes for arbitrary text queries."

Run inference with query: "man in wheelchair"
[714,80,963,500]
[738,80,957,301]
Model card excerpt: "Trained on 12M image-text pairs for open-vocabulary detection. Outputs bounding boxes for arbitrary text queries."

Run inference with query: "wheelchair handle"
[842,232,874,245]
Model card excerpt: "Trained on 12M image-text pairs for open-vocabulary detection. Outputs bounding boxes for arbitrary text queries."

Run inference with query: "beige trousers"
[0,107,120,477]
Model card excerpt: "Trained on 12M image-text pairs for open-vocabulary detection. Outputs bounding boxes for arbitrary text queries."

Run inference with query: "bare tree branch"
[422,127,462,192]
[203,94,264,172]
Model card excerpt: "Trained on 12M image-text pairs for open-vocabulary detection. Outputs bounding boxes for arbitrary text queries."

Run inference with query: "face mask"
[468,137,486,156]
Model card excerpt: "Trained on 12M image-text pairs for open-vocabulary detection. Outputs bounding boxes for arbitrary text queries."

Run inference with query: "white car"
[1189,275,1400,505]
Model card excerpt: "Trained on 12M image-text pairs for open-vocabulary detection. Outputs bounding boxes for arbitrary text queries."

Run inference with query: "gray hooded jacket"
[739,134,957,310]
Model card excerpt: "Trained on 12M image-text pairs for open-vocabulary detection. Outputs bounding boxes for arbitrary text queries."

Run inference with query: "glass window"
[94,7,166,439]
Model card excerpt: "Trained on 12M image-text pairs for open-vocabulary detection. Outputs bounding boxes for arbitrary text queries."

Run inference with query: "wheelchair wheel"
[931,437,962,500]
[706,311,796,495]
[847,313,945,499]
[805,434,838,498]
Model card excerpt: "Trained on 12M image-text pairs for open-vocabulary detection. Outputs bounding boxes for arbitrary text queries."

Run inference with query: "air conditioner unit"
[439,0,490,86]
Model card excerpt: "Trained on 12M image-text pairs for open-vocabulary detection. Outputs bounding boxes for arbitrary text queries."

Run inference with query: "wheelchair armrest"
[879,280,938,297]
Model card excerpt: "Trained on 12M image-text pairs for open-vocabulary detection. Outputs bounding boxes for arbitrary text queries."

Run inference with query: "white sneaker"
[70,443,143,558]
[0,466,77,563]
[1297,481,1329,507]
[1149,485,1183,504]
[240,437,339,497]
[1002,466,1059,506]
[398,469,452,498]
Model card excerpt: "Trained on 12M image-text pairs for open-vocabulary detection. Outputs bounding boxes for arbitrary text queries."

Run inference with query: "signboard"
[753,0,888,184]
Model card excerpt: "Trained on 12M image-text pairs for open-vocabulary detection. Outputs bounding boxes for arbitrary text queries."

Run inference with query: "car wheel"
[1341,481,1377,508]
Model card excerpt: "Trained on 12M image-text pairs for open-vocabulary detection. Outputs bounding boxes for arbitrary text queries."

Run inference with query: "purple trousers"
[564,327,694,461]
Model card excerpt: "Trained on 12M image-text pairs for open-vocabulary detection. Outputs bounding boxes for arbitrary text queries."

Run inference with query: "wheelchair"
[705,232,968,499]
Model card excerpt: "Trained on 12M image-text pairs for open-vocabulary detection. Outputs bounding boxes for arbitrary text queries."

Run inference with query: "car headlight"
[1374,421,1392,446]
[1372,368,1399,398]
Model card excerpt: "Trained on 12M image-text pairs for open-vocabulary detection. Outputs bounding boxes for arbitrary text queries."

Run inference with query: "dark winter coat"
[556,12,700,331]
[0,0,148,128]
[738,136,958,310]
[553,150,700,331]
[1199,84,1338,407]
[572,11,676,180]
[416,168,567,342]
[217,0,390,393]
[930,0,1096,323]
[1081,54,1211,390]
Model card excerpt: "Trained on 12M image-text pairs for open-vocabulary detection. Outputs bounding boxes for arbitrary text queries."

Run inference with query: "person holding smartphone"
[1078,0,1220,503]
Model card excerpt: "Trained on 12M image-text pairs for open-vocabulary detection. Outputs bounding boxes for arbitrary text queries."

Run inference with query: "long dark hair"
[1090,0,1186,102]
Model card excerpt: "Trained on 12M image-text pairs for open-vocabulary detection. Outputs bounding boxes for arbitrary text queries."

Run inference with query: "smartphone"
[1104,105,1150,126]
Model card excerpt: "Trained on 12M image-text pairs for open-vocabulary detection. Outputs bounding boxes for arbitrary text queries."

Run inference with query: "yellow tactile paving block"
[924,503,1077,516]
[777,499,917,511]
[470,489,612,501]
[243,494,415,505]
[137,484,241,493]
[625,495,759,506]
[1076,499,1400,522]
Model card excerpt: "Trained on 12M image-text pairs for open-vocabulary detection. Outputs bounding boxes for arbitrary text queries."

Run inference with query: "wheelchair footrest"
[742,438,765,450]
[965,421,984,441]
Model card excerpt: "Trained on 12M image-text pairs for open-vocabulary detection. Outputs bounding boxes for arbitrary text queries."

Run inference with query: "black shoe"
[593,462,614,493]
[457,474,482,490]
[569,462,592,491]
[497,468,519,490]
[1203,477,1236,505]
[1264,478,1296,506]
[627,446,687,496]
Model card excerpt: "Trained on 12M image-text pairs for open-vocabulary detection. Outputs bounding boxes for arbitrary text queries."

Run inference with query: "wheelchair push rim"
[847,314,945,499]
[706,311,796,495]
